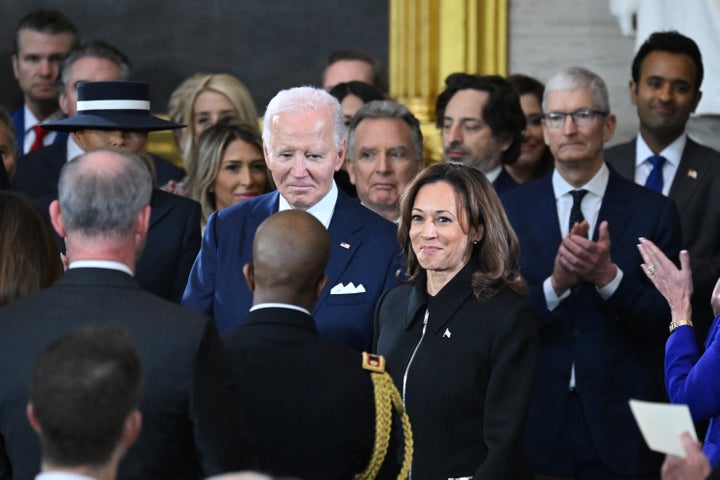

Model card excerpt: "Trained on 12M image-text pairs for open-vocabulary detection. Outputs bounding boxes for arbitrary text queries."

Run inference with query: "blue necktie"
[645,155,666,193]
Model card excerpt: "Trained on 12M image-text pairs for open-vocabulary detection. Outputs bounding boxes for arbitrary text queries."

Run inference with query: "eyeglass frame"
[541,109,609,129]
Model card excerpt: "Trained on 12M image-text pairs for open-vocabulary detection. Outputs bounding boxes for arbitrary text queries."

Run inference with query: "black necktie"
[645,155,666,193]
[568,189,588,233]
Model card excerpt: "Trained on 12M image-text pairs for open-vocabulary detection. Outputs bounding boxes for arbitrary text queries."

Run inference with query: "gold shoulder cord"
[355,352,413,480]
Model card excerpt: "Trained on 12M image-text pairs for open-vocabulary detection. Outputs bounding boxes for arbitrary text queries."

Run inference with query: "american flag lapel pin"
[340,242,351,249]
[688,169,698,179]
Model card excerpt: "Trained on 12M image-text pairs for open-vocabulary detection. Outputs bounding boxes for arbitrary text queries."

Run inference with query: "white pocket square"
[330,282,366,294]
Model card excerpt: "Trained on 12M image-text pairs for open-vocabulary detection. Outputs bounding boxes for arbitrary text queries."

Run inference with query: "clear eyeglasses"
[542,109,608,129]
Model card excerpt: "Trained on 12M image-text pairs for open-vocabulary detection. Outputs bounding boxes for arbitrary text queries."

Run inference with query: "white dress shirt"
[633,133,686,196]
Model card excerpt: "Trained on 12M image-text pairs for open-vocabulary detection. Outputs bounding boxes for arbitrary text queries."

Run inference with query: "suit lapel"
[149,190,172,228]
[316,192,362,307]
[522,177,562,274]
[668,139,712,214]
[597,170,632,245]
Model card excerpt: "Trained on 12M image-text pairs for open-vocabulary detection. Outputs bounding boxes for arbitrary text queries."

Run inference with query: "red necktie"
[29,124,48,152]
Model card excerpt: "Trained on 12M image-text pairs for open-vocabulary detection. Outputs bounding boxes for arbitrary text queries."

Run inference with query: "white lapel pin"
[340,242,351,249]
[443,328,451,339]
[688,169,698,179]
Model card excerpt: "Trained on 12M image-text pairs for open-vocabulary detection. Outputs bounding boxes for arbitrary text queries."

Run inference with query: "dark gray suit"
[606,138,720,343]
[0,268,256,480]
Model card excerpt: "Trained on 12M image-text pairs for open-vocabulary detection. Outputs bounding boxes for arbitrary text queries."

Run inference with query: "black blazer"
[222,307,391,479]
[374,265,539,480]
[606,138,720,342]
[11,142,200,303]
[0,268,256,480]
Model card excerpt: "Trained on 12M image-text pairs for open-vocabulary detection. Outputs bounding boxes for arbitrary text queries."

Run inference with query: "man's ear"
[49,199,67,238]
[26,404,41,434]
[316,273,328,299]
[59,93,70,116]
[134,205,151,247]
[121,409,142,448]
[11,55,19,80]
[243,263,255,291]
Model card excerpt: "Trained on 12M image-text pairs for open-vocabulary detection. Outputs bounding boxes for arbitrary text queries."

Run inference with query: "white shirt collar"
[36,471,97,480]
[635,133,687,169]
[552,162,609,200]
[250,303,311,315]
[24,105,40,131]
[68,260,134,277]
[484,164,502,183]
[277,181,338,229]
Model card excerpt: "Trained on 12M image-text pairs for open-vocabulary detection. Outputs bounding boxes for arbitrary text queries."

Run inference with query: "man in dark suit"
[435,73,525,194]
[502,67,682,478]
[605,31,720,343]
[0,148,255,480]
[16,80,199,302]
[183,86,402,351]
[222,209,401,478]
[27,326,143,480]
[10,9,77,155]
[13,41,185,194]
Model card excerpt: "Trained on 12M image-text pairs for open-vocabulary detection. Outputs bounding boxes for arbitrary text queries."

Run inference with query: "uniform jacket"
[501,168,682,475]
[182,189,403,351]
[374,265,539,480]
[223,307,397,479]
[0,268,256,480]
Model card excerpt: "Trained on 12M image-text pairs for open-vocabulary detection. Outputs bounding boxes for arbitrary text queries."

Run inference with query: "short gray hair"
[262,86,344,149]
[543,66,610,113]
[346,100,423,162]
[58,148,152,238]
[58,41,131,94]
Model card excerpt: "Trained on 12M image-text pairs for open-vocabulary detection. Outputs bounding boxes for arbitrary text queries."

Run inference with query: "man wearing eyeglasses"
[606,31,720,345]
[502,66,682,479]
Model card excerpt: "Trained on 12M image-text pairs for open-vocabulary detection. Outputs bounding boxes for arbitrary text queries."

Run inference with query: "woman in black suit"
[374,162,539,480]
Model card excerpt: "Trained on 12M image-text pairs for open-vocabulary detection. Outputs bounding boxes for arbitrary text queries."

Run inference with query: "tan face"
[340,94,364,129]
[542,87,616,171]
[348,118,422,219]
[516,93,546,169]
[323,60,375,91]
[263,107,344,209]
[73,129,148,155]
[59,57,123,117]
[12,30,74,104]
[212,139,267,210]
[631,50,701,145]
[193,91,239,140]
[0,122,17,179]
[410,181,476,277]
[441,89,509,173]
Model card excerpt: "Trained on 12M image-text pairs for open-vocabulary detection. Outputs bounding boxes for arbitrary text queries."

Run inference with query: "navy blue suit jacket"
[493,167,520,194]
[10,107,66,156]
[183,189,403,351]
[501,168,682,475]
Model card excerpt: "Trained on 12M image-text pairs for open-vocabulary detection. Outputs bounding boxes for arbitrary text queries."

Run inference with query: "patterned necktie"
[568,189,588,233]
[644,155,666,193]
[29,124,48,152]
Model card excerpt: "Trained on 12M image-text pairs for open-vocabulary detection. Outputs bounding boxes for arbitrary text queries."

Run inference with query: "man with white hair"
[183,86,402,352]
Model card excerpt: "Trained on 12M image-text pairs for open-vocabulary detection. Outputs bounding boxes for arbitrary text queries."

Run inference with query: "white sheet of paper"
[629,399,698,457]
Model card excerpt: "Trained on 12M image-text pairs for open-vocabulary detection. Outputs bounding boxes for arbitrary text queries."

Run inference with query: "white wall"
[509,0,639,145]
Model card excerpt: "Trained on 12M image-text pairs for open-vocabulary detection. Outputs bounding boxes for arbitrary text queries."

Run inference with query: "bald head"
[246,210,330,309]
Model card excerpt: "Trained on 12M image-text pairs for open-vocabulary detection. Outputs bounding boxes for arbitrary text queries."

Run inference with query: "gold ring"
[647,265,656,276]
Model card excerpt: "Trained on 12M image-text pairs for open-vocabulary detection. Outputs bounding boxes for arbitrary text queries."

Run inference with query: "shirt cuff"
[544,277,570,311]
[596,267,623,299]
